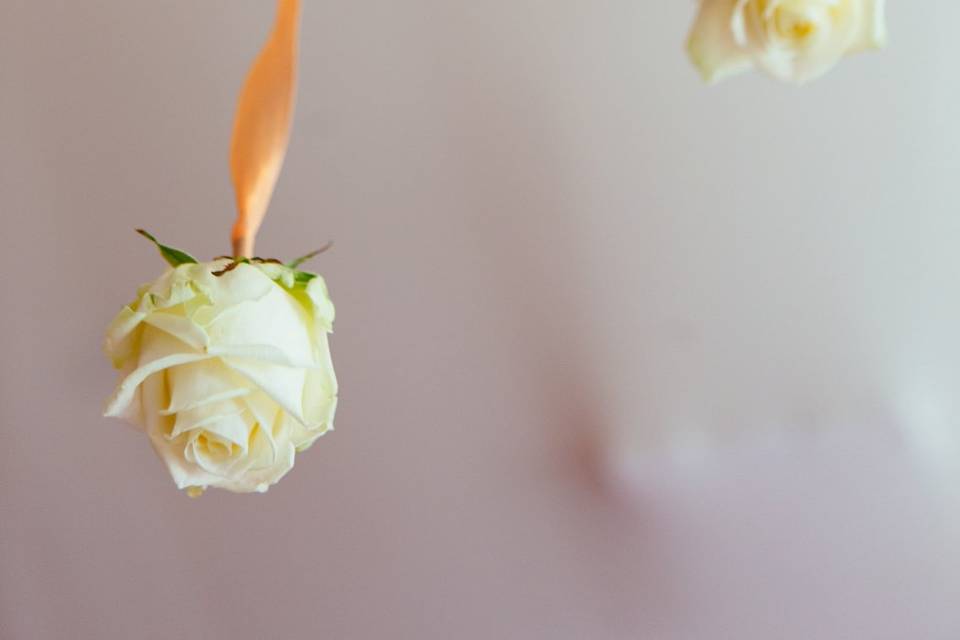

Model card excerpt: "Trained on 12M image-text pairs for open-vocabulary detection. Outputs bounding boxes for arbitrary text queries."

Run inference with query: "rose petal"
[227,423,282,478]
[170,398,250,447]
[687,0,754,84]
[243,390,282,462]
[137,267,202,312]
[222,357,308,426]
[222,439,296,493]
[163,360,252,415]
[193,262,275,308]
[105,358,145,427]
[140,370,169,435]
[104,306,147,368]
[143,312,210,351]
[150,430,223,491]
[186,423,252,477]
[203,284,314,366]
[104,326,211,419]
[255,262,297,289]
[207,344,321,369]
[304,275,335,332]
[292,396,337,452]
[848,0,886,53]
[300,343,338,430]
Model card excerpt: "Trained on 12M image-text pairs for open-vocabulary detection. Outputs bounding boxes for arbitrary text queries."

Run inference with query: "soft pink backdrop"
[3,2,960,638]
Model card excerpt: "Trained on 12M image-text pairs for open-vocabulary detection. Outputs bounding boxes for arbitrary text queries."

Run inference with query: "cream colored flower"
[687,0,886,84]
[104,251,337,495]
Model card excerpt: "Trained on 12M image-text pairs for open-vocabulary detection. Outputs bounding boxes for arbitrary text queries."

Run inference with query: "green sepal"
[136,229,199,267]
[287,242,333,269]
[294,270,318,284]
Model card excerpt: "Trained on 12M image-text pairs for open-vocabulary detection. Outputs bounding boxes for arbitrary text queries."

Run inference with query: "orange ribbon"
[229,0,301,258]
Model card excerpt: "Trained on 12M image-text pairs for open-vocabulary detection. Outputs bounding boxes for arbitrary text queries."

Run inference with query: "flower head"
[104,234,337,495]
[688,0,886,84]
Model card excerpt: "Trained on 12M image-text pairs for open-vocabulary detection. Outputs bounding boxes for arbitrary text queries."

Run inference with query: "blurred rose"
[687,0,886,84]
[104,258,337,495]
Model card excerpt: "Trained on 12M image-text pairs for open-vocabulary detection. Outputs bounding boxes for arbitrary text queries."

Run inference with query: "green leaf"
[136,229,199,267]
[287,242,333,269]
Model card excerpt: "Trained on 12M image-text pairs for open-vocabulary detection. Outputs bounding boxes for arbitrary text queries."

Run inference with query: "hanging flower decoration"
[687,0,887,84]
[103,0,337,496]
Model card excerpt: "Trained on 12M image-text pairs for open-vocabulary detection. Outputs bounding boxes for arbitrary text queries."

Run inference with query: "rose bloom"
[104,258,337,495]
[687,0,886,84]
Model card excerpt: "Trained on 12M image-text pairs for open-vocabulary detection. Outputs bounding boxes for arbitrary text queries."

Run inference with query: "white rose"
[104,254,337,495]
[687,0,886,84]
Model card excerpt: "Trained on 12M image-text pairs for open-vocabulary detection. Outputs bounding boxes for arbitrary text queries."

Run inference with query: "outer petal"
[243,390,282,462]
[304,276,335,332]
[104,306,147,369]
[848,0,886,53]
[206,344,320,370]
[105,263,212,368]
[202,284,314,367]
[136,266,203,313]
[223,357,308,425]
[143,312,209,352]
[757,49,840,86]
[255,262,297,289]
[104,326,212,419]
[687,0,754,84]
[191,262,274,309]
[260,264,335,333]
[141,370,173,437]
[300,337,338,433]
[292,395,336,452]
[108,357,145,427]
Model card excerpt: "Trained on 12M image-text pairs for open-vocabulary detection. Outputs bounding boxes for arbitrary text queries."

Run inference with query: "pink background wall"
[4,2,960,638]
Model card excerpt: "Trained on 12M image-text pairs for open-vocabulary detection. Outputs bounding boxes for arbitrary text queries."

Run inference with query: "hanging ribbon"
[229,0,301,258]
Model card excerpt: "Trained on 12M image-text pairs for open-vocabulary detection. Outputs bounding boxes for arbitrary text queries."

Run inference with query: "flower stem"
[233,234,255,259]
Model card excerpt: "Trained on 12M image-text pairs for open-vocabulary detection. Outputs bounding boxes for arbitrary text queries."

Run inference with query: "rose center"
[770,4,826,44]
[196,432,240,459]
[750,0,854,48]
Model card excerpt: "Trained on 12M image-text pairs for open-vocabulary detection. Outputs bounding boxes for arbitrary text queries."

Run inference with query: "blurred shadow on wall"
[426,5,687,632]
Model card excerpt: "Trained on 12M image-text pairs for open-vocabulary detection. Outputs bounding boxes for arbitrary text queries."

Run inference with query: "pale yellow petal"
[223,357,307,425]
[687,0,754,84]
[170,398,250,446]
[163,360,253,415]
[104,306,147,369]
[141,370,173,437]
[194,263,275,309]
[299,337,338,433]
[753,0,859,84]
[305,275,336,332]
[243,390,282,463]
[848,0,886,53]
[149,430,223,491]
[203,282,314,366]
[143,312,210,352]
[224,439,296,493]
[104,326,211,419]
